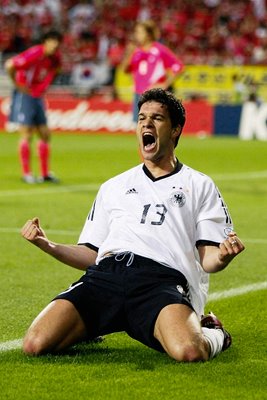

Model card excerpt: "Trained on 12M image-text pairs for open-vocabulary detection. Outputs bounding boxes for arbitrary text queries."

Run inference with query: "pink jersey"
[128,42,183,94]
[12,44,61,97]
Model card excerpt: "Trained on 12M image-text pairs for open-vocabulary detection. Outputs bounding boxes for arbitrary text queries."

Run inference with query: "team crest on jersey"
[169,191,186,207]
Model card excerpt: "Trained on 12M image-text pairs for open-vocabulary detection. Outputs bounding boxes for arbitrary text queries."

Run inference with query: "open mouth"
[143,133,156,151]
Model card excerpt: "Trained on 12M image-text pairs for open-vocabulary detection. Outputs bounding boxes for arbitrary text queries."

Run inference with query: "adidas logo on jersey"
[125,188,138,195]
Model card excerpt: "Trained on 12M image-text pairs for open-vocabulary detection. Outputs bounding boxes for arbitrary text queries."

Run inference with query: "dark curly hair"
[42,30,63,43]
[138,88,186,147]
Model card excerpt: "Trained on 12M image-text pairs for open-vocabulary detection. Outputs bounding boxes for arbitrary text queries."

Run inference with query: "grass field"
[0,131,266,400]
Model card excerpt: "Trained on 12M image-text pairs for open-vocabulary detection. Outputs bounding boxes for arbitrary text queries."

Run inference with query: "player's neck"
[144,156,178,179]
[141,41,154,51]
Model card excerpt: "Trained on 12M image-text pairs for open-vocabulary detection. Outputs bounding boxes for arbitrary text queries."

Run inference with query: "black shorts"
[54,252,193,352]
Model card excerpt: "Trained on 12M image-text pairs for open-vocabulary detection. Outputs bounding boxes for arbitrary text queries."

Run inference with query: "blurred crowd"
[1,0,267,85]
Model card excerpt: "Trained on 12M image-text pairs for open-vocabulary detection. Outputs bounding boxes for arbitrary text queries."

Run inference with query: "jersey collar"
[142,159,183,182]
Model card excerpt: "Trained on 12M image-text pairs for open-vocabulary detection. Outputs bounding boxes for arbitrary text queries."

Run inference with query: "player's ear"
[172,126,182,143]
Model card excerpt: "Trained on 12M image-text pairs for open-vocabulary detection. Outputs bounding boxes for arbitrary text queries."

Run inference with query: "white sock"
[202,327,224,359]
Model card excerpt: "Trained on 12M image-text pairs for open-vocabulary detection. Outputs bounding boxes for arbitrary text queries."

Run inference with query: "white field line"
[211,170,267,181]
[0,183,100,197]
[1,227,266,246]
[0,227,80,236]
[0,170,266,198]
[208,281,267,301]
[0,339,22,352]
[0,281,266,352]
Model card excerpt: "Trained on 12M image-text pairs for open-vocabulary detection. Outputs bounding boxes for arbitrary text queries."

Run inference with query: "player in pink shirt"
[5,30,62,183]
[121,20,184,122]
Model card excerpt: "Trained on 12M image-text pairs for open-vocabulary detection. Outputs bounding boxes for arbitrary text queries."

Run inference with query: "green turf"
[0,131,266,399]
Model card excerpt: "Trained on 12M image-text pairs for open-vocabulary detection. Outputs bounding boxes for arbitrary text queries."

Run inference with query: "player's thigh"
[36,124,50,141]
[154,303,203,354]
[24,299,87,352]
[20,124,34,140]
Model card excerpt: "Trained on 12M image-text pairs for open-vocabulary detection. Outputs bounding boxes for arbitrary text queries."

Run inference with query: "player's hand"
[16,83,29,94]
[21,217,47,245]
[125,41,136,55]
[218,232,245,265]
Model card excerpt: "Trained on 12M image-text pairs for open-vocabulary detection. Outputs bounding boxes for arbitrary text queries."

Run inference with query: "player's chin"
[141,149,156,161]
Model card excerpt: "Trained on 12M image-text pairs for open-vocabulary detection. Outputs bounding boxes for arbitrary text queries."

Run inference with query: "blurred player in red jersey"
[121,20,184,122]
[5,30,63,183]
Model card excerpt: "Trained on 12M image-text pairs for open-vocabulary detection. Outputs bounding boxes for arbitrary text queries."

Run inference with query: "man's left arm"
[198,232,245,273]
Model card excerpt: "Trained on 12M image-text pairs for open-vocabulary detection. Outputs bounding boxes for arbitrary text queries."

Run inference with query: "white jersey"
[78,162,233,315]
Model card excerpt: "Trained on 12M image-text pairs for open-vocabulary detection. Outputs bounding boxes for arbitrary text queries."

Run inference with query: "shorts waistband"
[99,252,188,287]
[100,251,135,266]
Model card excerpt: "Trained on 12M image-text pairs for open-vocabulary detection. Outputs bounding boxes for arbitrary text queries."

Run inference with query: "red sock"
[19,139,31,175]
[37,140,50,177]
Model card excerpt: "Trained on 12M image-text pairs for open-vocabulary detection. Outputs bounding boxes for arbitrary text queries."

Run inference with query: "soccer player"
[5,30,62,183]
[121,20,184,122]
[21,88,245,361]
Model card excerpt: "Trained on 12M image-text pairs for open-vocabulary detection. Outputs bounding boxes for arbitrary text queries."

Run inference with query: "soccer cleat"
[83,336,104,345]
[22,174,36,184]
[37,173,60,183]
[89,336,104,344]
[201,311,232,351]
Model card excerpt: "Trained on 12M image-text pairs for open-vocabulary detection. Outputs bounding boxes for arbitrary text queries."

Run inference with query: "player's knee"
[23,332,48,356]
[168,342,209,362]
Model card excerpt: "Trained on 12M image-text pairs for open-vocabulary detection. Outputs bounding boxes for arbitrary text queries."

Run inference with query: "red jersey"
[12,44,61,97]
[128,42,183,94]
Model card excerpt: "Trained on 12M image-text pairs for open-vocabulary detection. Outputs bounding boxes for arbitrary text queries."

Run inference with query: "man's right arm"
[21,217,97,270]
[120,42,136,73]
[5,58,29,94]
[5,59,16,84]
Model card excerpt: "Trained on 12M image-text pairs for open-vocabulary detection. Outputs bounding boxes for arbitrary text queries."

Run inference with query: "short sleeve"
[196,179,233,245]
[158,44,184,73]
[12,46,43,69]
[78,186,109,248]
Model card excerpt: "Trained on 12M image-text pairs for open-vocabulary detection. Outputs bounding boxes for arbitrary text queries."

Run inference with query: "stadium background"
[0,0,267,137]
